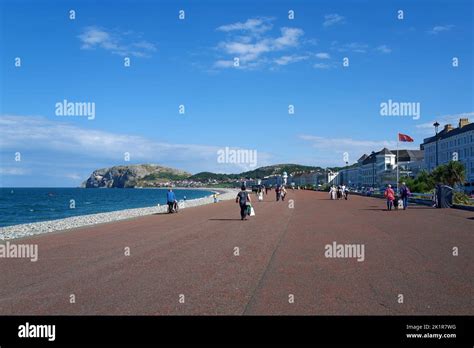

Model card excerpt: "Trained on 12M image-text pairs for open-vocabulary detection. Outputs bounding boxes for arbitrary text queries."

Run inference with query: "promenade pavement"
[0,190,472,315]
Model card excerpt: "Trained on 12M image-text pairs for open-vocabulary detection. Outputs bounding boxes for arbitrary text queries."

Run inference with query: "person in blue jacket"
[167,188,177,213]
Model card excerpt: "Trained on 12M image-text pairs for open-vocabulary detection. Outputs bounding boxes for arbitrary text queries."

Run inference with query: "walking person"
[337,186,342,200]
[399,182,410,210]
[384,184,395,211]
[329,185,337,200]
[275,185,281,201]
[236,185,251,220]
[432,186,438,208]
[281,186,287,201]
[166,188,177,213]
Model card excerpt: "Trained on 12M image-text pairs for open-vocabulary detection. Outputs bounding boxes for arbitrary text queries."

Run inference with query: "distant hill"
[190,164,324,182]
[82,164,191,188]
[239,164,324,178]
[189,172,238,181]
[82,163,327,187]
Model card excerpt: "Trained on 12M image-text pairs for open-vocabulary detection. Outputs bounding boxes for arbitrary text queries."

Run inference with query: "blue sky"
[1,0,473,187]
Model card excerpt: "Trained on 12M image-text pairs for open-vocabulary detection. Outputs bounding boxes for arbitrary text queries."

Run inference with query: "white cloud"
[323,14,345,27]
[0,167,29,176]
[0,115,273,174]
[300,134,397,149]
[214,18,305,69]
[65,173,83,180]
[0,115,216,161]
[427,25,454,34]
[313,63,331,69]
[300,134,418,164]
[415,112,474,134]
[218,40,271,63]
[217,18,273,35]
[274,55,308,65]
[332,41,369,53]
[272,27,304,49]
[375,45,392,54]
[78,26,156,57]
[213,60,236,68]
[315,52,330,59]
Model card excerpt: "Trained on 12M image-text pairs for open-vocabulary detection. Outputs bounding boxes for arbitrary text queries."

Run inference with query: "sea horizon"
[0,187,216,227]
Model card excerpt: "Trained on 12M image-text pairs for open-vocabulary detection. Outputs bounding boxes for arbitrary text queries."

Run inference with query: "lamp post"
[433,121,440,168]
[345,161,348,186]
[371,151,376,188]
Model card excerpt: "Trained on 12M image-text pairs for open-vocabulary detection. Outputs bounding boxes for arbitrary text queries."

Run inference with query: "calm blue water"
[0,188,214,227]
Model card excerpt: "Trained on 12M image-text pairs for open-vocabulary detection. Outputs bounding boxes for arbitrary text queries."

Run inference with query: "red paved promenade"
[0,190,472,315]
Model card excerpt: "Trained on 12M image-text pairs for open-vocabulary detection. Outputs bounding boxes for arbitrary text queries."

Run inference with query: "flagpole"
[396,133,399,196]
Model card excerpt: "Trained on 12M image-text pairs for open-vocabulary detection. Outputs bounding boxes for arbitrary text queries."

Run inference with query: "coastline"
[0,188,239,241]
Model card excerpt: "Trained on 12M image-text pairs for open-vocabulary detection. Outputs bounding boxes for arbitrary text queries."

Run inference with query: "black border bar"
[0,315,472,346]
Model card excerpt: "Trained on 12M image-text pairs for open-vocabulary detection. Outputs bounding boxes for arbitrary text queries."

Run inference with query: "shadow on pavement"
[209,218,242,221]
[359,206,433,211]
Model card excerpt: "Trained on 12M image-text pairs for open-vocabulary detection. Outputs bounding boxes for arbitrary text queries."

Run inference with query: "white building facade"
[337,148,424,188]
[422,118,474,192]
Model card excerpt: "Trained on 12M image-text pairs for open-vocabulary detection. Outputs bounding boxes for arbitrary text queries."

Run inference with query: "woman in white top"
[329,186,337,200]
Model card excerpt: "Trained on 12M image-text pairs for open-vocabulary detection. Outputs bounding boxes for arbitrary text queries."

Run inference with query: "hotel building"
[421,118,474,193]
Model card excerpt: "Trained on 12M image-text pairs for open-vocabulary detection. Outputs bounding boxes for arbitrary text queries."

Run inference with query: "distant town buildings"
[335,148,424,188]
[421,118,473,192]
[332,117,473,192]
[191,118,473,193]
[260,174,283,187]
[291,171,326,187]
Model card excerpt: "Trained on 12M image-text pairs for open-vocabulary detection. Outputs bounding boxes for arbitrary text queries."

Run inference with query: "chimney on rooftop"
[458,118,470,128]
[444,124,454,132]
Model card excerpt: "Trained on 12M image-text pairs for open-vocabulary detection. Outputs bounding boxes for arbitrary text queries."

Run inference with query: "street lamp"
[433,121,440,167]
[345,161,348,186]
[371,151,376,188]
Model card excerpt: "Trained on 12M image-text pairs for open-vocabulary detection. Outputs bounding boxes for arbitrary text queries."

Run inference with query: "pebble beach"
[0,188,239,241]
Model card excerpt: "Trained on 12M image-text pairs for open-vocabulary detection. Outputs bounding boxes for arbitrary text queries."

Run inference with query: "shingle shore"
[0,188,239,241]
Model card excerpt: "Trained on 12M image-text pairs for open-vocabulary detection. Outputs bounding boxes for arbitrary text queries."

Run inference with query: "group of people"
[329,185,349,200]
[327,182,412,211]
[275,185,287,201]
[236,183,289,220]
[254,184,288,202]
[384,182,411,211]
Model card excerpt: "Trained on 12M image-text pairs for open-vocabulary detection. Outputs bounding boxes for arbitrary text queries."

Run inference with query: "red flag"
[398,133,414,142]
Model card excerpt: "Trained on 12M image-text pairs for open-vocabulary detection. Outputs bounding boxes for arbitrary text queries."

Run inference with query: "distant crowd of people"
[166,177,429,223]
[328,182,413,211]
[166,177,461,222]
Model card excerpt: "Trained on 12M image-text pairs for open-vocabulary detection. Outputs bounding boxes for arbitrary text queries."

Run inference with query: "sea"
[0,188,214,227]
